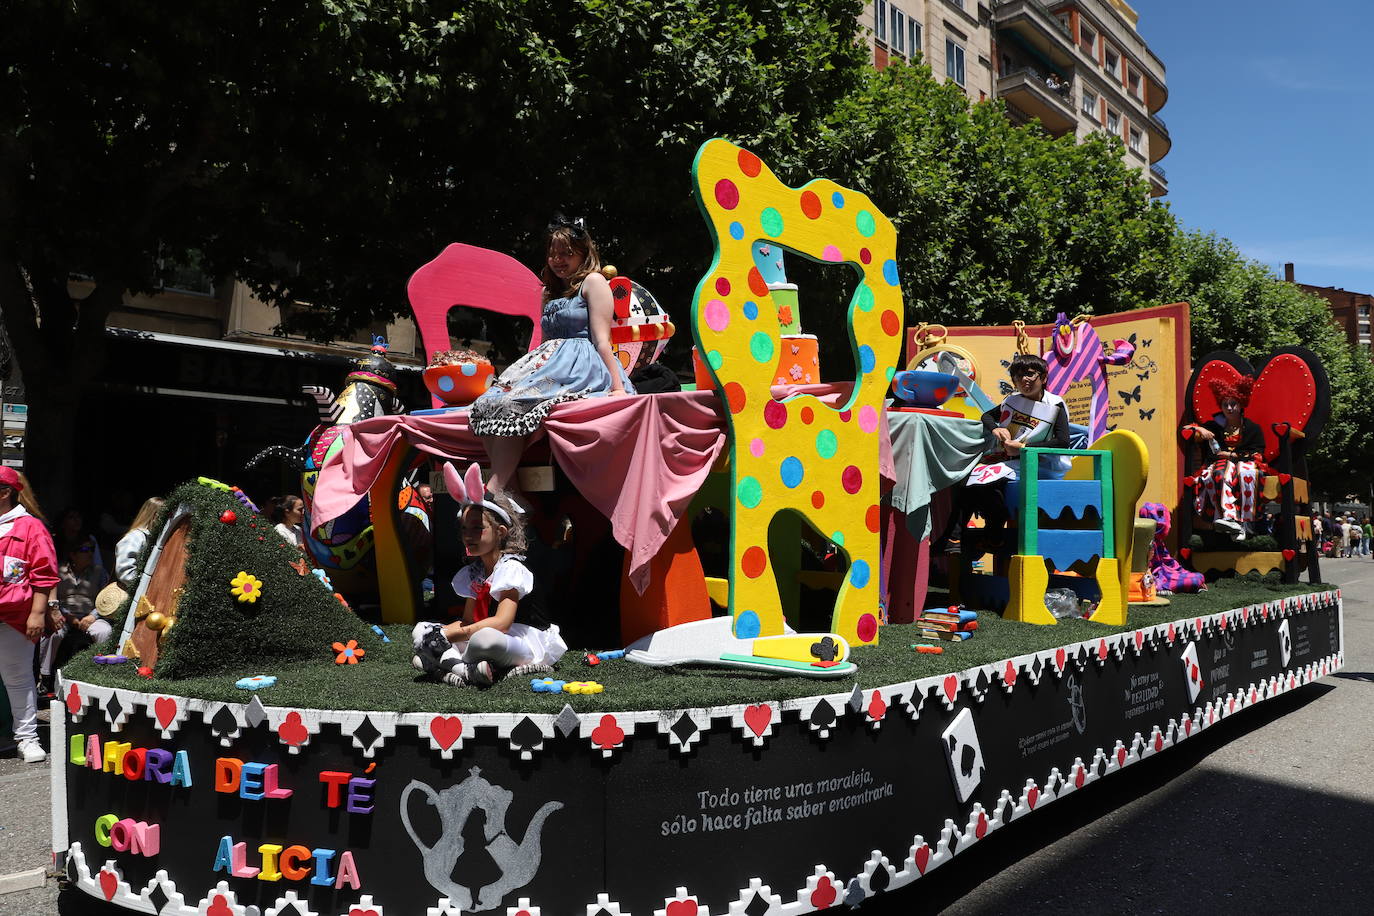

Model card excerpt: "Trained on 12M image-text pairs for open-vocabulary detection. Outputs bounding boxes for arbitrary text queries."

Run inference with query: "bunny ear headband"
[442,462,513,526]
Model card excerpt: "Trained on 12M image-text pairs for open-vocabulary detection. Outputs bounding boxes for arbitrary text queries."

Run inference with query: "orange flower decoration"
[332,640,365,665]
[778,305,794,327]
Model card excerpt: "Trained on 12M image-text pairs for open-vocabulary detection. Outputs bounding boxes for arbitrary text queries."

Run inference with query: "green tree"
[0,0,868,509]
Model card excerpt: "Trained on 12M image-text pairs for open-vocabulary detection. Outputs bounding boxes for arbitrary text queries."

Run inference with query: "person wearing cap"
[0,467,59,763]
[37,536,112,698]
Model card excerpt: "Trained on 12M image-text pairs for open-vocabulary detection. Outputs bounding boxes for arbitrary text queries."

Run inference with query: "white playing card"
[1180,641,1204,703]
[942,707,986,804]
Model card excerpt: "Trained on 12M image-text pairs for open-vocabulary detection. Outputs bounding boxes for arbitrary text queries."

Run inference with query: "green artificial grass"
[64,573,1332,715]
[108,479,378,679]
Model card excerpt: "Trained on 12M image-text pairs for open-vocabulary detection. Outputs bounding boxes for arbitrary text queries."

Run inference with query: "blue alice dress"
[468,284,636,437]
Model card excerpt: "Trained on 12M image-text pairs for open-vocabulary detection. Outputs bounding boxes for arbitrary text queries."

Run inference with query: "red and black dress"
[1194,417,1265,528]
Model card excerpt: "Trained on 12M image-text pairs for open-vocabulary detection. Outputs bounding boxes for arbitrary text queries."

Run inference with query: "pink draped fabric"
[311,386,894,594]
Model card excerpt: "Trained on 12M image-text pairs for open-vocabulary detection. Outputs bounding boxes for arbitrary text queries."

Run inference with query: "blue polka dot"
[850,559,871,589]
[743,301,759,320]
[735,610,761,639]
[780,456,804,488]
[729,221,745,240]
[831,191,846,208]
[883,259,900,286]
[460,363,477,377]
[859,345,875,374]
[438,375,455,392]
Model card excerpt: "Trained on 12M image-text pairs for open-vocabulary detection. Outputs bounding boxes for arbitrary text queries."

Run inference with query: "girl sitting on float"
[1187,375,1264,542]
[467,215,634,503]
[410,463,566,687]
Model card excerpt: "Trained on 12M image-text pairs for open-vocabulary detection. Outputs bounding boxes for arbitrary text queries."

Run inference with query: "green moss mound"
[113,479,376,679]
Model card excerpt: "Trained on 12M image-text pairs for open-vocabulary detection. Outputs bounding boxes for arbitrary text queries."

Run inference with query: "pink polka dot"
[714,179,740,210]
[842,465,863,494]
[749,437,766,457]
[856,613,878,642]
[858,404,879,433]
[715,277,731,296]
[763,400,788,430]
[859,248,872,265]
[822,244,843,262]
[704,299,730,332]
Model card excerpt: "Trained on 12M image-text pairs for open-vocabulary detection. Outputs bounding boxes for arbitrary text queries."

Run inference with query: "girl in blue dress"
[469,216,635,497]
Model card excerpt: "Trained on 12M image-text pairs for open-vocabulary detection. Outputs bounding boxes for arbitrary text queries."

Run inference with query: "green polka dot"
[815,429,838,459]
[885,366,896,383]
[738,476,763,508]
[760,207,784,237]
[854,284,875,313]
[749,332,774,363]
[707,350,723,370]
[856,210,876,237]
[831,531,845,547]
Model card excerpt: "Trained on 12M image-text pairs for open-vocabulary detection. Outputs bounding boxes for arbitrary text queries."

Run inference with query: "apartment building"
[866,0,1170,197]
[1285,264,1374,354]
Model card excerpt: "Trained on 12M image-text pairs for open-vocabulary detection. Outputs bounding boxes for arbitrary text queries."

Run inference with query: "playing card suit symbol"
[975,810,989,839]
[1097,639,1109,661]
[1003,660,1017,686]
[429,715,463,751]
[153,696,177,730]
[1183,717,1193,736]
[1167,623,1176,643]
[350,909,381,916]
[743,703,772,737]
[207,894,233,916]
[1219,613,1228,630]
[1278,473,1292,485]
[666,899,699,916]
[1282,549,1296,562]
[811,876,838,908]
[1227,698,1235,715]
[943,675,959,702]
[914,843,932,874]
[278,710,308,747]
[65,683,82,716]
[1117,746,1127,768]
[591,714,625,750]
[1180,427,1195,441]
[1133,630,1145,652]
[1074,765,1085,788]
[98,868,118,901]
[1273,421,1291,438]
[1054,648,1066,672]
[1249,688,1258,704]
[1154,732,1164,752]
[1180,547,1192,561]
[1026,786,1039,809]
[868,691,887,722]
[1195,617,1203,634]
[1182,475,1196,487]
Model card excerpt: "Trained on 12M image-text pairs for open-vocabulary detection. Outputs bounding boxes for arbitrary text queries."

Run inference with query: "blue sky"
[1138,0,1374,291]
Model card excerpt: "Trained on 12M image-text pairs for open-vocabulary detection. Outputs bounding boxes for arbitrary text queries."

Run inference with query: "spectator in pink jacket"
[0,467,59,763]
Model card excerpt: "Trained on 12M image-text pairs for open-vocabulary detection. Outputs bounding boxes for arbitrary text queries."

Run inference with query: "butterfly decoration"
[1119,384,1142,404]
[1139,407,1156,421]
[998,380,1014,396]
[999,358,1012,370]
[1136,370,1151,381]
[1141,338,1153,348]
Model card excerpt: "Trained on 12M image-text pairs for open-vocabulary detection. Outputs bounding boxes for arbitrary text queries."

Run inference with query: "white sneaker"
[469,661,495,687]
[18,739,46,763]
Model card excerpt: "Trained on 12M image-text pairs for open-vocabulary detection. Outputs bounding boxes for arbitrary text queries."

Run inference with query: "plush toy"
[1139,503,1205,593]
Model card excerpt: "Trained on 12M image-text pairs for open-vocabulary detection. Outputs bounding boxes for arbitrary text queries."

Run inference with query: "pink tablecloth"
[312,387,894,594]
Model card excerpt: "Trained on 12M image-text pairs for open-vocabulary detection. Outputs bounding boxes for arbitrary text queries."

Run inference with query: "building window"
[1081,87,1098,118]
[875,0,888,43]
[1080,23,1097,56]
[1127,68,1142,98]
[891,7,906,55]
[1104,47,1120,79]
[910,18,923,56]
[1107,108,1120,133]
[946,39,966,86]
[1129,126,1142,153]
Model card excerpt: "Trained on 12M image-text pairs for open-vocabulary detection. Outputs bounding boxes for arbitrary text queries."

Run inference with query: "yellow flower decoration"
[563,681,604,695]
[230,571,264,603]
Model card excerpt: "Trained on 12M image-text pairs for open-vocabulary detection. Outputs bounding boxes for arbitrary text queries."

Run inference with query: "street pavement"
[3,559,1371,915]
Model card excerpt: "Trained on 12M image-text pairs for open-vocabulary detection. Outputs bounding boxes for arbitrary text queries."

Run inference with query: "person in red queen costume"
[0,467,59,763]
[1186,376,1266,542]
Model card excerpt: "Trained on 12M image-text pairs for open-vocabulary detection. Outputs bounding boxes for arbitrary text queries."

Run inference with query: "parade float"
[53,139,1344,915]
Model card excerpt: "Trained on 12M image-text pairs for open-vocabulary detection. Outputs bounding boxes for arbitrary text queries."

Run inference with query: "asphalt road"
[3,560,1370,915]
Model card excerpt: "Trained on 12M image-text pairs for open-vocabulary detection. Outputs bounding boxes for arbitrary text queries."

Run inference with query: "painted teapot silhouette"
[400,767,562,911]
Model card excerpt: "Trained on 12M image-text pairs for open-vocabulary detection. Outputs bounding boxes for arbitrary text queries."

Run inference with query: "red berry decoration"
[220,510,237,524]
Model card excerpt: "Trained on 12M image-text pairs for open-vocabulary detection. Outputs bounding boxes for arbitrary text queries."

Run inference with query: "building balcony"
[992,0,1077,70]
[1145,109,1171,161]
[997,64,1077,135]
[1148,161,1167,197]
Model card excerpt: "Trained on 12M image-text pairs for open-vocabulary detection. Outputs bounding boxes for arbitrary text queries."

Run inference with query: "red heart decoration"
[1183,717,1192,736]
[591,714,625,750]
[1027,787,1038,809]
[867,691,887,721]
[943,675,959,702]
[1195,617,1203,633]
[1282,549,1296,562]
[1167,623,1176,643]
[1154,732,1164,752]
[153,696,177,729]
[1182,476,1197,488]
[430,715,463,750]
[1250,688,1258,704]
[1180,427,1195,441]
[975,811,988,838]
[666,899,699,916]
[350,909,382,916]
[1097,640,1108,660]
[65,684,82,716]
[914,843,931,874]
[1179,547,1192,560]
[278,710,308,746]
[1003,660,1017,686]
[810,877,837,908]
[207,894,233,916]
[1054,648,1066,671]
[1074,766,1085,788]
[743,704,772,737]
[99,869,118,901]
[1278,473,1292,485]
[1133,630,1144,651]
[1272,421,1291,438]
[1219,613,1228,630]
[1117,747,1127,767]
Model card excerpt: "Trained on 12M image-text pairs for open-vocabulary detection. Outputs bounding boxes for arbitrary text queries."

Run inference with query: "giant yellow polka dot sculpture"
[690,139,903,646]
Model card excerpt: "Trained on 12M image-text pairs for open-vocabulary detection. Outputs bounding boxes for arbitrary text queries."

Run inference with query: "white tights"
[0,623,38,742]
[412,622,537,680]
